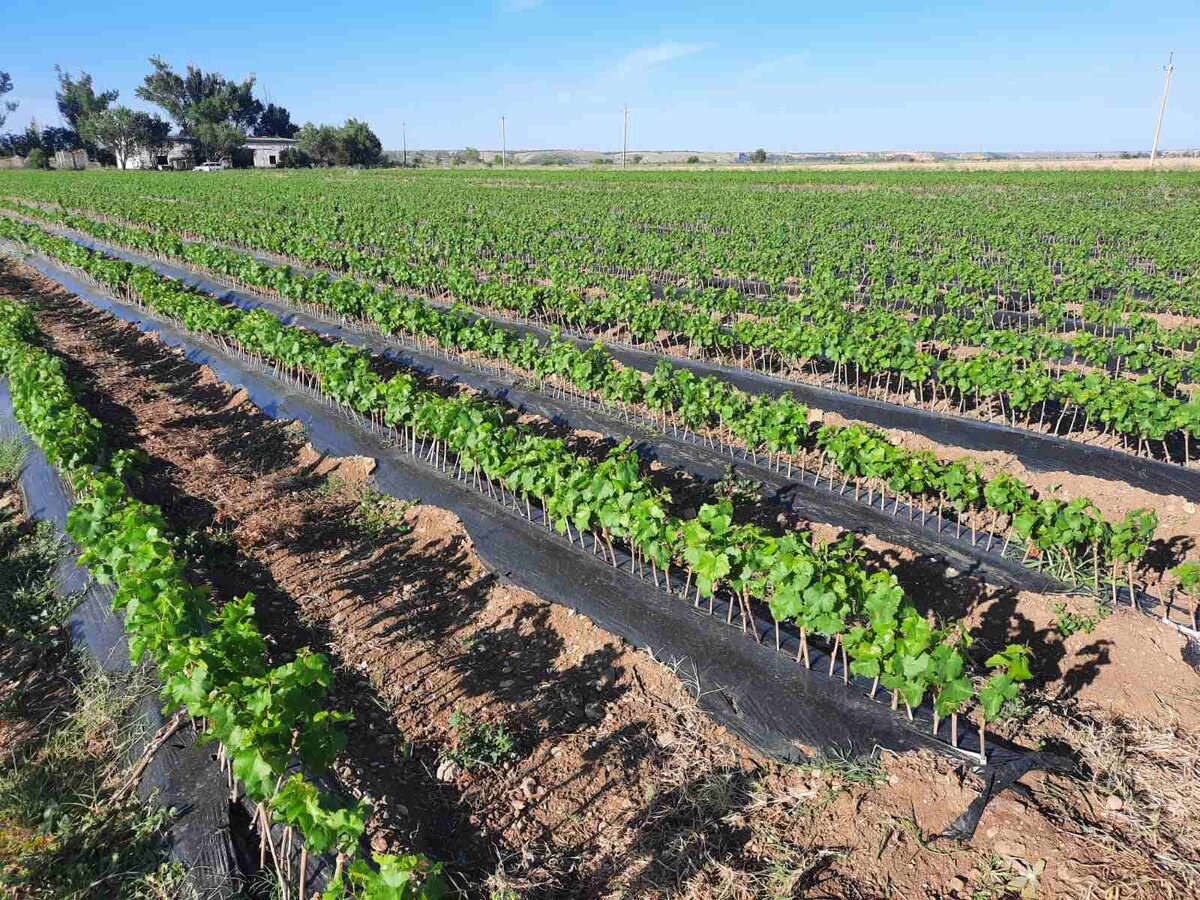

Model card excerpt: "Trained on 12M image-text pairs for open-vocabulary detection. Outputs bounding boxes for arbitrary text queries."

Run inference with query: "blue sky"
[3,0,1197,152]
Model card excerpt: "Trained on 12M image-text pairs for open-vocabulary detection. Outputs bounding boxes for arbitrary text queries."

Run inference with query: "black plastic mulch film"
[33,224,1200,630]
[2,244,1082,850]
[135,217,1200,501]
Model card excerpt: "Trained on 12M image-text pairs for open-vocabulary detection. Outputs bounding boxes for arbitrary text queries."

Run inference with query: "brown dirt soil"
[6,256,1200,898]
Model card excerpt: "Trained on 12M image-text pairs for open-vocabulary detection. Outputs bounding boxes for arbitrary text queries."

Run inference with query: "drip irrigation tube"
[8,229,1078,596]
[38,218,1200,502]
[27,228,1200,632]
[6,246,1077,840]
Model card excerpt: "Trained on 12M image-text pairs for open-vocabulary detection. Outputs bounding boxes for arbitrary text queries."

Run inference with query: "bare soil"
[5,256,1200,899]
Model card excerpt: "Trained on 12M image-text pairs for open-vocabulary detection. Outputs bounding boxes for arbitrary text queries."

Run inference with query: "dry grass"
[1039,707,1200,897]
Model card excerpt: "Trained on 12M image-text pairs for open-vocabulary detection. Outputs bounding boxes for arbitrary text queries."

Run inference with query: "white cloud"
[741,52,809,82]
[616,42,709,79]
[502,0,545,11]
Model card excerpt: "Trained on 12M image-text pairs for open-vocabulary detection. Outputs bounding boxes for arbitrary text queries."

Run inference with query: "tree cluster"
[1,68,126,163]
[289,119,382,167]
[1,60,380,170]
[0,66,163,168]
[131,59,312,164]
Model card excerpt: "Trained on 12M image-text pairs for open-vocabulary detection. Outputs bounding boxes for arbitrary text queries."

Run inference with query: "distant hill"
[381,148,1200,167]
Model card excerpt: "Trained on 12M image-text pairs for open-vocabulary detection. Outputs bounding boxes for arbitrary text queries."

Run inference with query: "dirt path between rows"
[5,255,1199,899]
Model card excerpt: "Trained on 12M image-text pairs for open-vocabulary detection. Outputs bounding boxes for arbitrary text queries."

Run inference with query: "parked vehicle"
[192,161,228,172]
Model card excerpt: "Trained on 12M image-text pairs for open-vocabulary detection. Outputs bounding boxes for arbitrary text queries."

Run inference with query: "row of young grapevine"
[0,296,445,899]
[0,218,1038,761]
[13,196,1196,464]
[2,211,1179,611]
[8,176,1200,368]
[7,167,1197,324]
[608,282,1199,389]
[319,221,1200,393]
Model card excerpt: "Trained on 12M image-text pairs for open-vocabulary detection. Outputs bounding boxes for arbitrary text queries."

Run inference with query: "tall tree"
[55,67,119,146]
[254,102,299,138]
[296,122,340,166]
[19,120,43,153]
[192,122,246,163]
[0,71,17,130]
[81,106,171,169]
[135,56,261,158]
[40,126,77,153]
[336,119,382,166]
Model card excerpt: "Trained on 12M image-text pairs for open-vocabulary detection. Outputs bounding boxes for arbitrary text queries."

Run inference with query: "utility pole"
[622,104,629,169]
[1150,51,1175,166]
[402,121,407,167]
[501,115,507,168]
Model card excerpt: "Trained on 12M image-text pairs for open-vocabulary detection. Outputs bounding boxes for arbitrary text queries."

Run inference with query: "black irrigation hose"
[26,228,1200,634]
[6,247,1080,840]
[0,384,244,900]
[84,216,1195,500]
[53,232,1065,595]
[481,316,1200,501]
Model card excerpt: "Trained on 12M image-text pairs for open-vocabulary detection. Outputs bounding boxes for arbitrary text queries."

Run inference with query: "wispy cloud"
[741,52,809,82]
[616,41,709,79]
[502,0,545,12]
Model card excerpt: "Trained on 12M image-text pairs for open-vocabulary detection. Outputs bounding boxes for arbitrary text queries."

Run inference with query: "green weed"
[0,663,186,899]
[1050,599,1110,637]
[447,706,517,770]
[322,476,415,536]
[0,437,26,482]
[0,513,67,642]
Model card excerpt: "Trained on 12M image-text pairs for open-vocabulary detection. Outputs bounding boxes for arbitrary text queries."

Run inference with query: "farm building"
[128,135,197,170]
[127,134,298,169]
[242,136,298,167]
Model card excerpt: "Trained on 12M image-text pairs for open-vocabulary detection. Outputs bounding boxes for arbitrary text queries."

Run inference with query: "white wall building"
[128,135,197,170]
[127,134,298,170]
[242,136,297,167]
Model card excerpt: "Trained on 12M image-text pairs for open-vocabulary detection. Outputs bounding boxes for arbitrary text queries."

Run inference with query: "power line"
[1150,51,1175,166]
